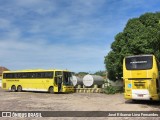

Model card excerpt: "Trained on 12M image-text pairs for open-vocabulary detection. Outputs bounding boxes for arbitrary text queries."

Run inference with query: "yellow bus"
[2,69,74,93]
[123,54,160,100]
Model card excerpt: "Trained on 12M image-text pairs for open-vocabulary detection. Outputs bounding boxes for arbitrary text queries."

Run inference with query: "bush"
[103,85,124,94]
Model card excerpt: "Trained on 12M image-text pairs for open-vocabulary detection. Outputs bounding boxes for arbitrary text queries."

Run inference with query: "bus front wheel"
[17,85,22,92]
[48,86,54,93]
[11,85,16,92]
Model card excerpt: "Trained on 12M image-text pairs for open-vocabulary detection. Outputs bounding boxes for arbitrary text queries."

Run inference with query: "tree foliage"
[104,12,160,81]
[75,72,89,78]
[94,70,106,77]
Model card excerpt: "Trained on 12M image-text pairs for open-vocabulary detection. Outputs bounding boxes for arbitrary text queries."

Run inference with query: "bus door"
[55,71,63,92]
[57,76,62,92]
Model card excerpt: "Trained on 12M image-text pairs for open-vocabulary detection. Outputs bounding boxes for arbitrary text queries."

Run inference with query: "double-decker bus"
[123,54,160,100]
[2,69,74,93]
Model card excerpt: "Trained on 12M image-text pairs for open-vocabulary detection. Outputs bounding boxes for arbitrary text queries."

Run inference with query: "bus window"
[125,56,153,70]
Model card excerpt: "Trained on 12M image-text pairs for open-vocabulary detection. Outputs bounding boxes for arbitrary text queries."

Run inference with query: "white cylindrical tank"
[71,76,83,86]
[83,74,104,87]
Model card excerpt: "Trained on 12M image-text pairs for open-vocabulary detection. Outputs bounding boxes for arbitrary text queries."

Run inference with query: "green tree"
[94,70,106,77]
[75,72,89,77]
[105,12,160,81]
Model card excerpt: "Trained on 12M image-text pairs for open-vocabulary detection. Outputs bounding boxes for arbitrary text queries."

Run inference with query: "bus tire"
[17,85,22,92]
[48,86,54,93]
[11,85,16,92]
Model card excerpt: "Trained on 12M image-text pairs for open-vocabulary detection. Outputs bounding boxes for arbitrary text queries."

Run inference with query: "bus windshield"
[63,72,72,86]
[125,56,153,70]
[55,71,72,86]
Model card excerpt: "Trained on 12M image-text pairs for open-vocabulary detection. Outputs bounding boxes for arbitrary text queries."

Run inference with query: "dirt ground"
[0,88,160,120]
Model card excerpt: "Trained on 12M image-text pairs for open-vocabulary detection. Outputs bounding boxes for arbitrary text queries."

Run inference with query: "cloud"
[0,39,108,72]
[0,0,127,44]
[0,18,11,29]
[12,0,58,15]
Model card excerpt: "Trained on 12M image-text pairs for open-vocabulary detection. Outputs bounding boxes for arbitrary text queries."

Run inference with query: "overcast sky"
[0,0,160,73]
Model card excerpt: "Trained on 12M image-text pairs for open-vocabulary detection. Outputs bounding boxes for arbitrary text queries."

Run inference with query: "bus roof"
[2,69,71,73]
[125,54,154,58]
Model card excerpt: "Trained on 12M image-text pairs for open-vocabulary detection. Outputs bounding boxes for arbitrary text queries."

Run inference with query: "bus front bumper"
[124,89,160,100]
[124,93,150,100]
[63,86,74,93]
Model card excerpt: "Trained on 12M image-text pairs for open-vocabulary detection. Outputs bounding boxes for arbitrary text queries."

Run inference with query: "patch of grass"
[103,85,123,94]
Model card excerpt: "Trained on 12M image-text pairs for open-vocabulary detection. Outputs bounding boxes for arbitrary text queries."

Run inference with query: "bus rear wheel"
[11,85,16,92]
[48,86,54,93]
[17,85,22,92]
